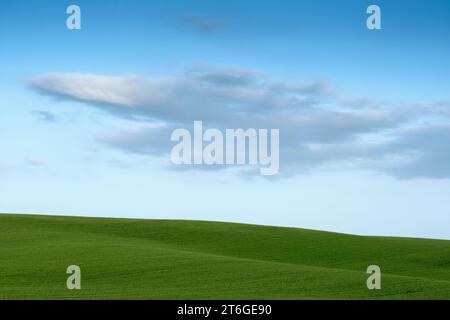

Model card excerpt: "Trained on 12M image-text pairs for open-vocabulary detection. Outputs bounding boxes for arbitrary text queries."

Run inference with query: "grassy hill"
[0,213,449,299]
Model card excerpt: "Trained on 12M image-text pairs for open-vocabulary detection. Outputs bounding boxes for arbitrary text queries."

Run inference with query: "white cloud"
[28,66,450,179]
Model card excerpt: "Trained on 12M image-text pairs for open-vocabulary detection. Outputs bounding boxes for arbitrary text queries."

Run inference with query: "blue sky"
[1,0,450,239]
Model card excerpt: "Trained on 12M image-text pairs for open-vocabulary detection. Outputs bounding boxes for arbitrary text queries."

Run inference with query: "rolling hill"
[0,213,449,299]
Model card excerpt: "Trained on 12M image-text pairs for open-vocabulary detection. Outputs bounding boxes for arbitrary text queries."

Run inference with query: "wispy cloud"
[28,65,450,179]
[25,155,46,167]
[31,110,56,122]
[182,14,222,32]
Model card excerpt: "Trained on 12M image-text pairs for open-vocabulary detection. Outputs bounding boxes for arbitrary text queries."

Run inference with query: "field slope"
[0,213,449,299]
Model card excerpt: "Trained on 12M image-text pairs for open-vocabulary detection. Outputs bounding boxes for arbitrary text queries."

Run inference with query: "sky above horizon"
[1,0,450,239]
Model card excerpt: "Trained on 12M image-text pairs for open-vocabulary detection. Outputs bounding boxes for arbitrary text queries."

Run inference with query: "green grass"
[0,213,449,299]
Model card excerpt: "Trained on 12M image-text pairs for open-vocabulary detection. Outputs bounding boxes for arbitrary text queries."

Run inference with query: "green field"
[0,213,449,299]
